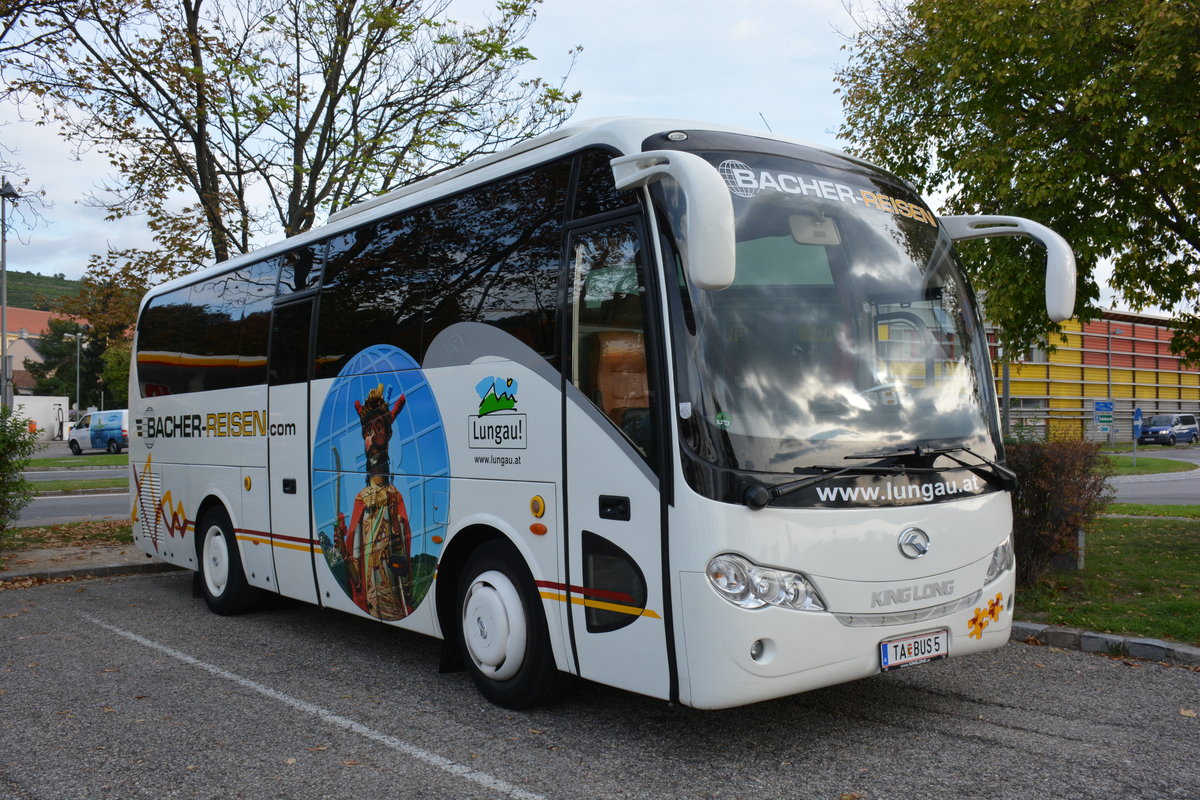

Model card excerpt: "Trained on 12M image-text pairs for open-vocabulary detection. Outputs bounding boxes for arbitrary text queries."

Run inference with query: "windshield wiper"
[743,459,936,510]
[847,445,1018,492]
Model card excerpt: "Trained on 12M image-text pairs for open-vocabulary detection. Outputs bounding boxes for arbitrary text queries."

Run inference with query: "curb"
[32,487,129,497]
[25,464,128,472]
[0,559,182,585]
[1011,621,1200,667]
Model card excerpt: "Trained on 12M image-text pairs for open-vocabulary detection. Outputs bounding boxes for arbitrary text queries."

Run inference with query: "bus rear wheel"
[197,507,261,615]
[456,540,572,709]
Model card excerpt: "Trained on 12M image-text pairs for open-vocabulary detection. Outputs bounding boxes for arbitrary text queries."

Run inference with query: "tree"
[836,0,1200,357]
[49,274,142,405]
[100,340,130,407]
[3,0,578,287]
[23,318,102,410]
[0,404,39,537]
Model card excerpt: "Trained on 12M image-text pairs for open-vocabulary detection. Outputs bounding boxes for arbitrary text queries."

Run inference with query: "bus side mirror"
[610,150,736,290]
[940,215,1077,323]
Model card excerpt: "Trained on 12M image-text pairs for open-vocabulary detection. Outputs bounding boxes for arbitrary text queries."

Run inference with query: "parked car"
[1137,413,1199,446]
[69,409,129,454]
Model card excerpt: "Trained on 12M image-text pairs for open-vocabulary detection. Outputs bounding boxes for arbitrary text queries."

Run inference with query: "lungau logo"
[468,376,527,451]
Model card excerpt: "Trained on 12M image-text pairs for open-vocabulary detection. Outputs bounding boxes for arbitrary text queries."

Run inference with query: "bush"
[1006,440,1114,587]
[0,405,40,541]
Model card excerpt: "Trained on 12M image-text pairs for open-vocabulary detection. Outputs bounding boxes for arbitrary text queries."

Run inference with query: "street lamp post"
[0,176,20,410]
[67,331,81,419]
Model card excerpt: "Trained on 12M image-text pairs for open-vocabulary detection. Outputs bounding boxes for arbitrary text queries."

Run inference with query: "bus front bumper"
[674,569,1016,710]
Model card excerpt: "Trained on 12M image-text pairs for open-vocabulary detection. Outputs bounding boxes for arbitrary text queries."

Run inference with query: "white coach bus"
[130,118,1075,710]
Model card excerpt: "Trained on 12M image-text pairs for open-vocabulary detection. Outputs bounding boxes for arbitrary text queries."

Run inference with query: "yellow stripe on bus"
[235,535,313,553]
[539,590,661,620]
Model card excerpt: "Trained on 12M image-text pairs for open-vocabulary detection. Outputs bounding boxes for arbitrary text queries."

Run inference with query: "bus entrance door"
[267,299,320,604]
[564,221,670,700]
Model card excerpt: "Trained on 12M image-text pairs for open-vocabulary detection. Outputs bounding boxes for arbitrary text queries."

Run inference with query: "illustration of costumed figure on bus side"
[334,384,414,620]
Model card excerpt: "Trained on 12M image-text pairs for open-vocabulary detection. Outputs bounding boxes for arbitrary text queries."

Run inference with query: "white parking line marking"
[81,614,546,800]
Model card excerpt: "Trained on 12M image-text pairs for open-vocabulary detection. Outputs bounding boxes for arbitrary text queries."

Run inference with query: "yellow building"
[994,309,1197,441]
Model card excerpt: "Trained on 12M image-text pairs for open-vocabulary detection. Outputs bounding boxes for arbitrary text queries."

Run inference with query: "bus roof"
[138,117,880,306]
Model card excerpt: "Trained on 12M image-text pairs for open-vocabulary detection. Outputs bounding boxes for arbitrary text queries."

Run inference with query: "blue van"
[1137,413,1199,446]
[68,409,129,454]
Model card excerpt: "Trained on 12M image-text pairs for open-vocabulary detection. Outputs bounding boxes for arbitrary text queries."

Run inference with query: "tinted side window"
[184,271,248,393]
[136,286,194,397]
[136,260,282,397]
[425,159,569,365]
[316,214,426,378]
[237,259,280,386]
[315,159,570,376]
[572,148,636,219]
[270,301,314,386]
[277,244,323,296]
[568,219,657,465]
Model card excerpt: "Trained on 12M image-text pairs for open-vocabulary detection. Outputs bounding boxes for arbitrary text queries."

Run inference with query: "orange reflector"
[432,536,444,544]
[530,523,548,536]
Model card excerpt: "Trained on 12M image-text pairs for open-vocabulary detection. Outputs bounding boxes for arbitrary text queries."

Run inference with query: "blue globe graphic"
[312,344,450,616]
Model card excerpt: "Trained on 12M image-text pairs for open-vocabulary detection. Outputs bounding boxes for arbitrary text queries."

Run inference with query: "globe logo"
[142,406,156,449]
[718,159,758,198]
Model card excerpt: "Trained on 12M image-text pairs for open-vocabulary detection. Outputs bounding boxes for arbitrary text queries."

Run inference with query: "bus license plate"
[880,630,948,671]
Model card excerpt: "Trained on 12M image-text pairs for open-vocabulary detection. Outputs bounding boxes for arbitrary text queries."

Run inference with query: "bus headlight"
[984,537,1015,584]
[706,554,826,611]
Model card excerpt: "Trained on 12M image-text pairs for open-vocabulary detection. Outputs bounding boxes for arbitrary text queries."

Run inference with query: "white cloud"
[1,110,159,280]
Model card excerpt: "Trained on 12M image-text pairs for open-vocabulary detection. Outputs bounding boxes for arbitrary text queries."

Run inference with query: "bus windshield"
[666,149,1000,475]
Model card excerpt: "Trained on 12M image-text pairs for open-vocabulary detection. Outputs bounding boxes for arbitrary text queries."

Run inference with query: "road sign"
[1133,407,1143,439]
[1094,400,1114,434]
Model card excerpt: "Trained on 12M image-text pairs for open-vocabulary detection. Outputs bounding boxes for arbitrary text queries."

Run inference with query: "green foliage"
[1006,440,1114,587]
[0,405,40,538]
[101,340,130,408]
[2,0,580,290]
[836,0,1199,357]
[23,318,102,410]
[1,270,82,310]
[1019,516,1200,645]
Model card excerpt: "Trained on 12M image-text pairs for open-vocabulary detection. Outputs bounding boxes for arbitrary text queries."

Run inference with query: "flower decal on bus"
[312,345,450,621]
[968,593,1006,640]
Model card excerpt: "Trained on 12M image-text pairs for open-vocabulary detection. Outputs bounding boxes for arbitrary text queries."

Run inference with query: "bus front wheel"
[197,507,260,615]
[456,540,571,709]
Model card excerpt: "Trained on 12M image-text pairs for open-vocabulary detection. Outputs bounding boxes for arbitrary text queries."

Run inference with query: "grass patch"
[1020,516,1200,646]
[1101,441,1200,453]
[1107,503,1200,519]
[32,478,129,493]
[1105,454,1197,476]
[28,453,128,469]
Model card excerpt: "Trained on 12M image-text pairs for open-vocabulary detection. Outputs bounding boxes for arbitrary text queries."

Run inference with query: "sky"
[0,0,1124,311]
